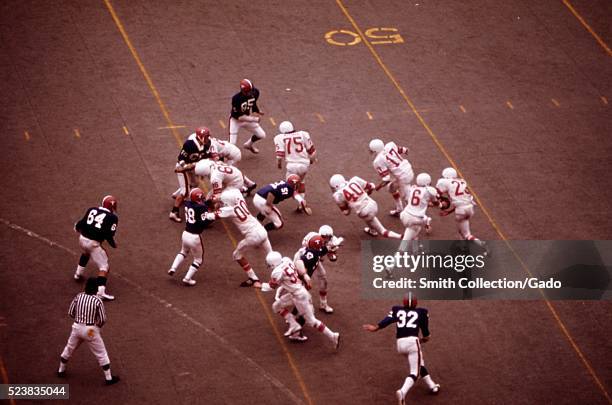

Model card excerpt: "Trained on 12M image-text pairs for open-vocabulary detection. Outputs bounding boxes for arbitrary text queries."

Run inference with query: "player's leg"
[295,292,340,348]
[388,181,404,216]
[169,231,190,276]
[182,234,203,286]
[58,324,83,376]
[74,236,91,280]
[170,171,189,222]
[90,244,114,301]
[396,338,419,401]
[229,117,240,145]
[367,216,402,239]
[85,327,118,384]
[416,340,440,393]
[243,124,266,153]
[264,207,284,231]
[233,235,261,287]
[273,294,301,335]
[316,264,333,313]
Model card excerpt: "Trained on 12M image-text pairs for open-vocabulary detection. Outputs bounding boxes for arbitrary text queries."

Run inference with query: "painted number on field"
[325,28,403,46]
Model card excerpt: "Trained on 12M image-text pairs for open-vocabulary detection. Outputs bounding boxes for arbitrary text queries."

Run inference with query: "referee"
[57,277,119,385]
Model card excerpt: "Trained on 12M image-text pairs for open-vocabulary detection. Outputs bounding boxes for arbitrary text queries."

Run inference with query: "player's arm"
[397,146,409,155]
[294,259,312,289]
[74,212,87,233]
[105,217,118,249]
[420,309,431,342]
[274,137,285,169]
[363,310,397,332]
[251,89,263,115]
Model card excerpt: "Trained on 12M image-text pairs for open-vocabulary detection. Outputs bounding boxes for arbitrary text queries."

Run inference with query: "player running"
[168,188,215,286]
[229,78,266,153]
[329,174,401,239]
[436,167,487,250]
[369,139,414,216]
[363,293,440,404]
[214,188,272,287]
[400,173,438,245]
[261,251,341,350]
[274,121,316,211]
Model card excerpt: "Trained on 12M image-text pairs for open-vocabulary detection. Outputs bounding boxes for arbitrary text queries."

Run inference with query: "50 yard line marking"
[102,1,312,403]
[335,0,611,402]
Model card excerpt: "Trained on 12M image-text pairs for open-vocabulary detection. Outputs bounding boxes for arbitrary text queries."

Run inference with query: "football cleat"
[363,227,379,237]
[332,332,341,350]
[320,303,334,314]
[243,142,259,154]
[396,390,405,405]
[288,332,308,342]
[168,268,176,276]
[431,384,440,394]
[284,323,302,337]
[97,292,115,301]
[182,278,196,286]
[169,212,182,223]
[389,209,401,217]
[240,277,261,288]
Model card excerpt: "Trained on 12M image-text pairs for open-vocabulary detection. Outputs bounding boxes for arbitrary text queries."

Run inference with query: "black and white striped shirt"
[68,293,106,327]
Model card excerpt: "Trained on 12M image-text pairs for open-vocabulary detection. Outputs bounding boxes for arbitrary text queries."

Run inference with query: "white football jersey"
[218,195,262,236]
[373,141,413,180]
[436,178,474,207]
[403,185,438,217]
[333,176,373,214]
[270,257,305,295]
[210,137,240,161]
[210,162,244,194]
[274,131,315,165]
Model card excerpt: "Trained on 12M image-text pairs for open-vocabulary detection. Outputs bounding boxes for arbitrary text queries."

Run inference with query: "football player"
[188,159,256,197]
[170,127,213,222]
[168,188,215,286]
[261,251,340,350]
[229,79,266,153]
[369,139,414,216]
[329,174,402,239]
[363,293,440,403]
[399,173,439,250]
[274,121,316,210]
[213,188,272,287]
[436,167,487,250]
[73,195,119,301]
[253,175,312,231]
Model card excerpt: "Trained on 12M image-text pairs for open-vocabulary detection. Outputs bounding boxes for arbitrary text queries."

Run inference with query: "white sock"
[98,285,106,295]
[400,377,414,396]
[75,266,85,276]
[230,134,237,144]
[58,362,67,372]
[171,253,185,271]
[321,326,334,339]
[103,369,112,380]
[244,138,252,146]
[421,375,436,389]
[246,269,257,280]
[184,265,198,280]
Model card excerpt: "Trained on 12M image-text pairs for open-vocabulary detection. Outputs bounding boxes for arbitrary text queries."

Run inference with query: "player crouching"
[253,175,312,231]
[261,251,340,350]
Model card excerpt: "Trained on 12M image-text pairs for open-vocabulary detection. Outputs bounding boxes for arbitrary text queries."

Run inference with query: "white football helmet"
[319,225,334,238]
[442,167,457,179]
[194,159,214,177]
[266,251,283,268]
[219,188,242,207]
[416,173,432,186]
[279,121,294,134]
[329,174,346,190]
[369,139,384,154]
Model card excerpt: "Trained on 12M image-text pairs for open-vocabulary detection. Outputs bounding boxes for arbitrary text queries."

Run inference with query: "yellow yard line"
[562,0,612,56]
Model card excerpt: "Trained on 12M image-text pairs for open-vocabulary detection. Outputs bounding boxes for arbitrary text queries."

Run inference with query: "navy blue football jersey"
[378,306,430,339]
[230,88,260,119]
[300,247,329,277]
[75,207,118,246]
[177,137,211,164]
[183,200,213,234]
[256,181,295,204]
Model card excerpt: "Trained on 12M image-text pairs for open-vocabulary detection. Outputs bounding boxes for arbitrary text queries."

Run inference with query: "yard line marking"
[158,125,186,130]
[219,120,227,129]
[269,117,276,126]
[315,113,325,123]
[601,96,608,105]
[506,101,514,110]
[551,98,560,107]
[0,217,304,405]
[24,131,31,141]
[103,2,312,402]
[459,105,467,113]
[336,1,611,401]
[366,111,373,120]
[122,126,129,135]
[562,0,612,56]
[73,128,81,139]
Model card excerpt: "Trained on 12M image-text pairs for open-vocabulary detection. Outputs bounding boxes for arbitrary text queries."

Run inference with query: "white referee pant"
[396,336,425,377]
[253,194,283,229]
[78,235,109,272]
[61,323,110,366]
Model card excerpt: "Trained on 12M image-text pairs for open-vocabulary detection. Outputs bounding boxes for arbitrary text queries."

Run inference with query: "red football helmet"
[102,195,117,212]
[286,174,301,188]
[190,187,205,203]
[403,292,418,309]
[307,235,324,250]
[195,127,210,143]
[240,78,253,94]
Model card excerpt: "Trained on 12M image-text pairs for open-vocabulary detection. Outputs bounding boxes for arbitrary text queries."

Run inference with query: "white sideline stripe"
[0,217,303,405]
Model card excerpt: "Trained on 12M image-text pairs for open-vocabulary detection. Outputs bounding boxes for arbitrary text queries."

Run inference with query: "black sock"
[97,276,107,286]
[172,206,180,213]
[250,135,259,143]
[78,254,89,267]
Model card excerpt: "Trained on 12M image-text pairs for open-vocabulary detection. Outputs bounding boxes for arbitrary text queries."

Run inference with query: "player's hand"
[421,336,430,343]
[362,324,379,332]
